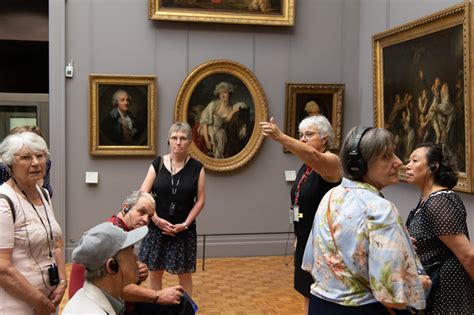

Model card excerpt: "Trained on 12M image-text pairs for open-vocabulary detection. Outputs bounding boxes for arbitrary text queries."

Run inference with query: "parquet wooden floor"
[59,256,305,314]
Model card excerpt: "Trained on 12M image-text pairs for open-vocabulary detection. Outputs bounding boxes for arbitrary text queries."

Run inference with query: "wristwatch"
[183,223,189,230]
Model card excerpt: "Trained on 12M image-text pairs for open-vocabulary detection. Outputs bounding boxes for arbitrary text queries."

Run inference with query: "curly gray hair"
[0,132,49,171]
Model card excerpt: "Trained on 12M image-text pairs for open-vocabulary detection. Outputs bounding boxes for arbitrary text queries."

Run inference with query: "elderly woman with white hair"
[199,81,248,158]
[260,115,342,313]
[0,132,66,314]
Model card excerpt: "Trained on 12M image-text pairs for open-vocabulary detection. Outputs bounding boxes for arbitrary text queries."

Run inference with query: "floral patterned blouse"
[302,178,426,310]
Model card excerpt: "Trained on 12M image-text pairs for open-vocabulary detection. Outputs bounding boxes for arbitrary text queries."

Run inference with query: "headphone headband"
[350,127,371,156]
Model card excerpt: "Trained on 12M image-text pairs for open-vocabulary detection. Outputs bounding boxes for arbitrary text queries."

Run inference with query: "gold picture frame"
[89,74,157,156]
[149,0,295,26]
[174,59,268,171]
[372,2,473,192]
[285,83,344,152]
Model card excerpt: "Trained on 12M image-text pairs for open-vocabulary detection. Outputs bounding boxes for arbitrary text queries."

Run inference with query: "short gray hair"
[0,132,49,169]
[123,191,155,208]
[299,115,335,149]
[111,90,132,107]
[84,265,107,282]
[168,122,192,140]
[340,126,395,180]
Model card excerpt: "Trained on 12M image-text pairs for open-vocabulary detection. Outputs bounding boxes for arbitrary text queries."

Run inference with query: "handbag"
[131,292,197,315]
[422,257,447,311]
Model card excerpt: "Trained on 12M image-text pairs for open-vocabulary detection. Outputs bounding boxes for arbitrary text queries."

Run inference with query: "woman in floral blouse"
[302,127,430,314]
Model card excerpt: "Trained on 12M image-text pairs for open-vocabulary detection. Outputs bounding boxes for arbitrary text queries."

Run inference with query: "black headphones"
[123,205,130,214]
[347,126,373,180]
[108,258,120,274]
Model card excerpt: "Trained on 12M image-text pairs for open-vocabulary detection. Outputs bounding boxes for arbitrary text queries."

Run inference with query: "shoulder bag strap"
[150,156,163,198]
[158,156,164,174]
[0,194,16,223]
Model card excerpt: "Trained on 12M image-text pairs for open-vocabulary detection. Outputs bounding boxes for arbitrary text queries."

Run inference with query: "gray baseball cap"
[72,222,148,271]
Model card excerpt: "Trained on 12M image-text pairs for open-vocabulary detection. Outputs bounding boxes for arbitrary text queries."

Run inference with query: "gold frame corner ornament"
[174,59,268,172]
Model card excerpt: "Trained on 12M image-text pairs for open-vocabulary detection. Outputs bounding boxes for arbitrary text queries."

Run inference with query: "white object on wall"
[284,170,296,182]
[85,171,98,184]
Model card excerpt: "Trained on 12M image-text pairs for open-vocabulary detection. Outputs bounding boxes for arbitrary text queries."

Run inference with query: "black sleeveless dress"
[290,164,339,298]
[139,156,203,274]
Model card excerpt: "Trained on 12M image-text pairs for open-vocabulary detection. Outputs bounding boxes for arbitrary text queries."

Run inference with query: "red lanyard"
[294,165,312,206]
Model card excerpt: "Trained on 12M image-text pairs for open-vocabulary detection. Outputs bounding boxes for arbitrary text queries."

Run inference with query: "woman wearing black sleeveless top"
[261,115,341,313]
[139,122,206,298]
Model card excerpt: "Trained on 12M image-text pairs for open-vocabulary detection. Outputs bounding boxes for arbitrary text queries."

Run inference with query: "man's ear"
[105,258,119,274]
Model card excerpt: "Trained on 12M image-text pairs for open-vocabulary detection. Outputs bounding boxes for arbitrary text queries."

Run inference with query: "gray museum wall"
[47,0,472,261]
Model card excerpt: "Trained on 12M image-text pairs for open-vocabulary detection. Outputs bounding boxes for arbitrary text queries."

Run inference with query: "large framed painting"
[174,59,268,171]
[372,2,474,192]
[285,83,344,152]
[149,0,295,26]
[89,74,157,156]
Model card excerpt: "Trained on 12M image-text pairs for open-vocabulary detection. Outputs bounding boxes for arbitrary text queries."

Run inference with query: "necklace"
[170,155,187,175]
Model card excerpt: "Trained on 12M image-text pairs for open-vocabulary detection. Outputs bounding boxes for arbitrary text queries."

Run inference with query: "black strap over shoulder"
[0,194,16,223]
[157,156,163,175]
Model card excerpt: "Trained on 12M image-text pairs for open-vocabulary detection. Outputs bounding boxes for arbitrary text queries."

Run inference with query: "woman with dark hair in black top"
[405,143,474,314]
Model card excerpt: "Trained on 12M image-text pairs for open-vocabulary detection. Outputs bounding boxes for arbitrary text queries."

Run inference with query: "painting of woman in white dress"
[187,75,254,159]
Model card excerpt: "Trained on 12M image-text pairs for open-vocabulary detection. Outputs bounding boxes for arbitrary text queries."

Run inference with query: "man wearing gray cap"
[63,222,148,314]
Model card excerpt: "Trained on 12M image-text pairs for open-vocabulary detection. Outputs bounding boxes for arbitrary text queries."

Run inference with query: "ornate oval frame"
[174,60,268,172]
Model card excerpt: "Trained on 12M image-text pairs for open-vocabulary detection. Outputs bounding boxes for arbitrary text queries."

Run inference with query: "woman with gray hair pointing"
[260,115,342,313]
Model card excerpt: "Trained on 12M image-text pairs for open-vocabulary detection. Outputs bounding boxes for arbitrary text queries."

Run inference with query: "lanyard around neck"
[170,158,182,198]
[294,165,312,206]
[13,178,54,258]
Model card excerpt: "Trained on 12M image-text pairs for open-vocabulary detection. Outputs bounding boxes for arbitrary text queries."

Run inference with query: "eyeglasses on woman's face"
[298,131,319,140]
[15,152,47,164]
[169,135,190,143]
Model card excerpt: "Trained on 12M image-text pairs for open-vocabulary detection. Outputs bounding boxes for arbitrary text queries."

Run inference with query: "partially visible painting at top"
[150,0,294,26]
[162,0,282,13]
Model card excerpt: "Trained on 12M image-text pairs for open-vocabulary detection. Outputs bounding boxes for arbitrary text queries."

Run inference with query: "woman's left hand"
[171,223,187,234]
[260,117,282,139]
[49,282,67,307]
